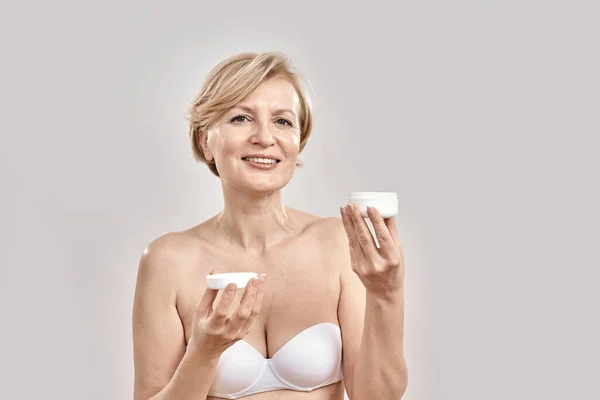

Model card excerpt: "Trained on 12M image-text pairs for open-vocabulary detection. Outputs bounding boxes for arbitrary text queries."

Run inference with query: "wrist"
[187,342,222,365]
[366,285,404,303]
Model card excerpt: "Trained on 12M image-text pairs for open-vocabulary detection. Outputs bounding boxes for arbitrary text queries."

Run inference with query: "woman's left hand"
[340,203,405,297]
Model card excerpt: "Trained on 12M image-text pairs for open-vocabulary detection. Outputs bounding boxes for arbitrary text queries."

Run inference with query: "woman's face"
[203,78,302,195]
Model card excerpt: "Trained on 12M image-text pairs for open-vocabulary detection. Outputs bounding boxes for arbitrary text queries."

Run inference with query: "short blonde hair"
[187,51,314,177]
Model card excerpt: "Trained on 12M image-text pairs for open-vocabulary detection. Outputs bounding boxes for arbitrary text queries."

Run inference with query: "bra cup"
[206,323,343,398]
[270,324,342,388]
[209,341,266,395]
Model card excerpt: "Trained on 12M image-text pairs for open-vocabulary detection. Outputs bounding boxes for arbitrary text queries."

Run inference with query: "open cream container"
[205,272,258,290]
[348,192,398,218]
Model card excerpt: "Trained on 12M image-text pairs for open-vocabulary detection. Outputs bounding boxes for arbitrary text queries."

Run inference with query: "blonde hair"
[187,51,314,177]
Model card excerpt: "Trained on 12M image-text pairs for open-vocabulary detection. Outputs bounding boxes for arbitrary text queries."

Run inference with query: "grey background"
[1,0,598,399]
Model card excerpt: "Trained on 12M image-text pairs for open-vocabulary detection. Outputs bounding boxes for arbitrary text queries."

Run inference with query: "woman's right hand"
[188,269,267,360]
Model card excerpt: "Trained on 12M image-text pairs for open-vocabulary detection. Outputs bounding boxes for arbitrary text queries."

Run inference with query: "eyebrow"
[233,105,297,118]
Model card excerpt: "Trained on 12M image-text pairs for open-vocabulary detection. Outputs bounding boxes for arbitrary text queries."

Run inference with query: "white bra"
[195,322,343,399]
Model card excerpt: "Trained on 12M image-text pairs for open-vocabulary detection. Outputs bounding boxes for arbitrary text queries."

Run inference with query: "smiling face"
[200,78,302,195]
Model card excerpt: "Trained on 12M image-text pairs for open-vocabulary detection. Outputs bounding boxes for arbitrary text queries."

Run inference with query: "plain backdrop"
[1,1,598,399]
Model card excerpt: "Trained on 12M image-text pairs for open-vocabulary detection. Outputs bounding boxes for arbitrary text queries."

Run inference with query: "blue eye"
[276,118,292,126]
[231,115,249,123]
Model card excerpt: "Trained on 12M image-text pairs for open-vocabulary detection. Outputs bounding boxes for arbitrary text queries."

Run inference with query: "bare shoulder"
[139,231,198,272]
[306,215,348,249]
[136,228,210,291]
[299,214,350,275]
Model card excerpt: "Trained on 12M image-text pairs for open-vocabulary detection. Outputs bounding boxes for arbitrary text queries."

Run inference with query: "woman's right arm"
[132,236,266,400]
[132,238,217,400]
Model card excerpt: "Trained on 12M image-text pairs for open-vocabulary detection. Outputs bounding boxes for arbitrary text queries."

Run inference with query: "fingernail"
[227,283,236,292]
[251,278,258,287]
[340,207,346,216]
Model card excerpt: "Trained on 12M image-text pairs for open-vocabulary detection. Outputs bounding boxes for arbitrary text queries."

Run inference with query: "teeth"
[246,157,277,164]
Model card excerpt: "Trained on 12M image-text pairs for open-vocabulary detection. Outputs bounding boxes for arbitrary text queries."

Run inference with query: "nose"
[251,120,275,147]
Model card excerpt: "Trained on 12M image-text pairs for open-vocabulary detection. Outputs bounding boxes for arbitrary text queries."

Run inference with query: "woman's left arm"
[338,203,408,400]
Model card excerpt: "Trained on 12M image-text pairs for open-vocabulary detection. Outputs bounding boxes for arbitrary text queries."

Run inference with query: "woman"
[132,51,408,400]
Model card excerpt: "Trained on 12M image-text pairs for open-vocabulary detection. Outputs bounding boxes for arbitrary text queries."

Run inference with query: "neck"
[214,183,297,255]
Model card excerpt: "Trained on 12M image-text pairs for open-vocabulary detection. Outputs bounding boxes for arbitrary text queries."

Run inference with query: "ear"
[198,129,213,161]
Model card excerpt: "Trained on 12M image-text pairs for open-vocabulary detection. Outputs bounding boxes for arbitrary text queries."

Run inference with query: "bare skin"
[133,206,352,400]
[132,77,382,400]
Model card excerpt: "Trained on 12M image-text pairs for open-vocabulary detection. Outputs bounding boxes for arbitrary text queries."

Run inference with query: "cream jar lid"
[348,192,398,199]
[205,272,258,290]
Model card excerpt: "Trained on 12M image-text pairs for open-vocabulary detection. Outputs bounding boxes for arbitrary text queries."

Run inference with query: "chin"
[222,162,296,194]
[245,179,287,195]
[240,173,293,195]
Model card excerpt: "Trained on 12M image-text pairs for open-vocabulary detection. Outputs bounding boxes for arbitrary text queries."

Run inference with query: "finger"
[226,277,260,333]
[384,216,402,247]
[366,206,396,259]
[348,203,380,264]
[237,274,267,335]
[340,206,355,242]
[195,269,219,318]
[340,206,364,269]
[211,282,237,325]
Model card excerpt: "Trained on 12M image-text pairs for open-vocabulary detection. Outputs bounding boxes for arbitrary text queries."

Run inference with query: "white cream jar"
[205,272,258,290]
[347,192,398,218]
